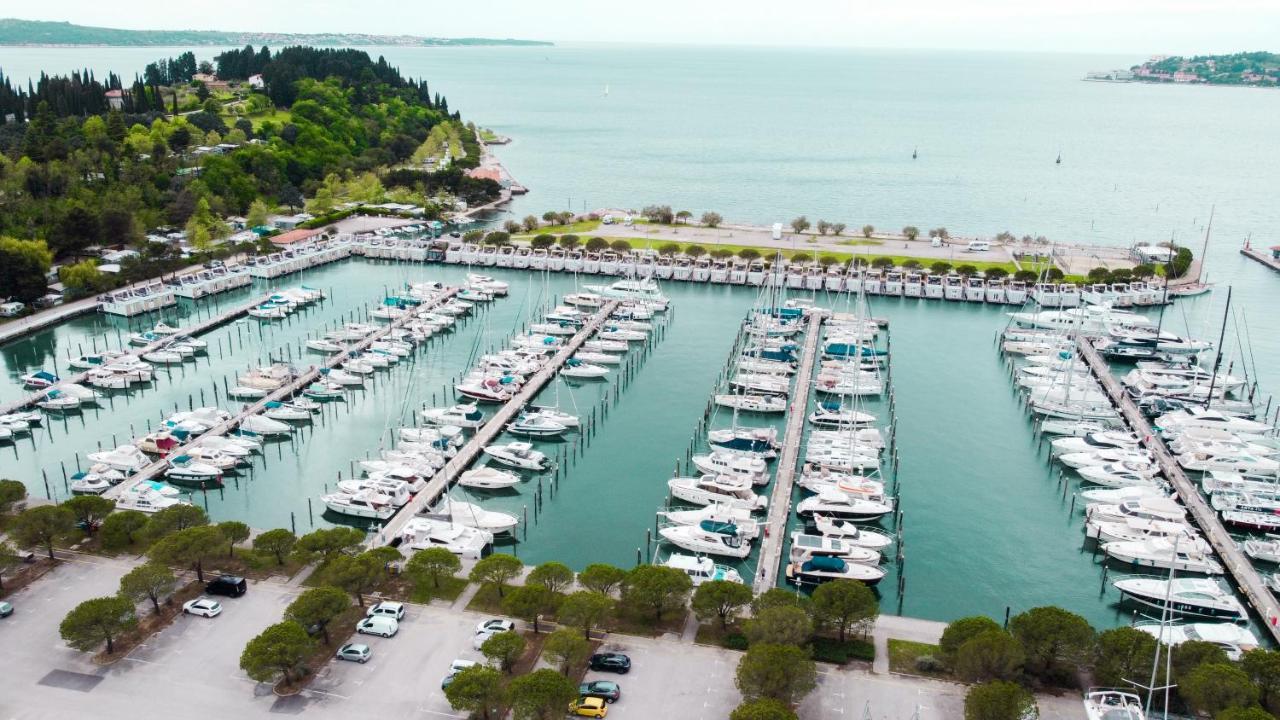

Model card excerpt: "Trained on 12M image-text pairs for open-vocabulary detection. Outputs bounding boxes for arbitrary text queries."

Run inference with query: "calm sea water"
[1,44,1278,626]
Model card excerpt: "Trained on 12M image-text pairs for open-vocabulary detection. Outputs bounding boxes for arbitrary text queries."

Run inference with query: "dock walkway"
[0,293,273,418]
[373,300,622,546]
[1241,245,1280,273]
[1077,336,1280,644]
[104,288,459,501]
[753,311,824,593]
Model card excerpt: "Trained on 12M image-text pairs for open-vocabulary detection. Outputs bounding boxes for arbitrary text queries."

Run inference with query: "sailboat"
[1168,206,1215,297]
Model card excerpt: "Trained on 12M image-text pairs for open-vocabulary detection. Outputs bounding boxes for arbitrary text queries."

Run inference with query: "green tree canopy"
[1218,708,1278,720]
[145,503,208,539]
[685,245,707,258]
[730,698,799,720]
[63,495,115,535]
[530,234,556,250]
[542,627,590,674]
[1180,663,1259,716]
[1093,627,1158,688]
[239,621,313,685]
[701,211,723,228]
[902,226,920,240]
[101,510,149,550]
[526,561,573,594]
[60,595,138,655]
[812,579,878,642]
[284,586,350,644]
[577,563,626,595]
[1243,649,1280,713]
[405,546,462,590]
[0,479,27,513]
[293,526,364,564]
[940,616,1003,663]
[953,630,1025,683]
[692,580,753,630]
[481,630,526,673]
[508,668,577,720]
[148,524,225,582]
[1173,640,1231,684]
[501,584,559,634]
[216,520,251,556]
[0,542,21,592]
[119,561,179,615]
[585,236,609,252]
[745,605,813,647]
[963,681,1036,720]
[0,237,53,302]
[11,504,75,559]
[558,589,615,640]
[790,216,810,234]
[469,553,523,598]
[1008,606,1095,681]
[735,643,817,705]
[326,548,400,606]
[252,528,297,565]
[444,664,505,720]
[620,564,692,622]
[558,234,580,249]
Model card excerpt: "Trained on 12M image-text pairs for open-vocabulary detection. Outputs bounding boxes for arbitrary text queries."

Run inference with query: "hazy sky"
[9,1,1280,54]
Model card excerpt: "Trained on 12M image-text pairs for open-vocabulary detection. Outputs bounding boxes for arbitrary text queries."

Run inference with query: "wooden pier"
[753,311,824,593]
[104,289,459,501]
[1076,336,1280,644]
[0,293,274,419]
[1241,245,1280,273]
[373,300,622,547]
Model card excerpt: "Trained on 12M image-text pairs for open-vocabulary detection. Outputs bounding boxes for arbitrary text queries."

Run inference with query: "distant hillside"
[0,18,552,47]
[1130,51,1279,86]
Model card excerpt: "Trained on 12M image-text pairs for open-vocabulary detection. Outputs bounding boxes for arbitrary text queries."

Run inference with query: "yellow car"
[569,696,609,718]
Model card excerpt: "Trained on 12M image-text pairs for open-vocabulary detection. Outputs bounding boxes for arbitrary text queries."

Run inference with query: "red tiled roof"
[271,228,321,246]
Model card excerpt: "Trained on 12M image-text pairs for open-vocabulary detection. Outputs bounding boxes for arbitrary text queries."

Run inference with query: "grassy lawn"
[465,584,509,615]
[222,108,292,131]
[607,606,688,638]
[887,639,951,678]
[520,219,602,235]
[405,576,469,604]
[694,622,749,649]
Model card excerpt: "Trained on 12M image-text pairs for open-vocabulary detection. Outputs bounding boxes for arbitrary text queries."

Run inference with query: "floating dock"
[373,299,623,547]
[0,293,274,419]
[1076,336,1280,644]
[753,311,824,593]
[1241,245,1280,273]
[104,288,460,500]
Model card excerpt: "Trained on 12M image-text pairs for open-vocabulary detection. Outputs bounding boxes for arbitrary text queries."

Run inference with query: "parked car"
[476,618,515,634]
[182,597,223,618]
[0,600,12,617]
[579,680,621,703]
[205,575,247,597]
[569,697,609,718]
[336,643,372,663]
[589,653,631,674]
[366,601,405,620]
[356,616,399,638]
[442,659,478,689]
[472,629,501,650]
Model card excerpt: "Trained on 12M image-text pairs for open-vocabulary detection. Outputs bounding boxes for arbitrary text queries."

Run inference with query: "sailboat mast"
[1196,205,1214,286]
[1203,286,1232,409]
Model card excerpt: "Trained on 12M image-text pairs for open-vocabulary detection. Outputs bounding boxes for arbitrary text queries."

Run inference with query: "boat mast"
[1202,286,1232,410]
[1195,205,1214,286]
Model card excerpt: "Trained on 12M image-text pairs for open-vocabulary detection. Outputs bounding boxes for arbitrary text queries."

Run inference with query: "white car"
[357,616,399,638]
[366,601,405,620]
[476,618,515,634]
[182,597,223,618]
[473,629,502,650]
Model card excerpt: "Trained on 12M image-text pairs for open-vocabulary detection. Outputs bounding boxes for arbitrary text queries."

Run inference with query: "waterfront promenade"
[754,311,823,593]
[373,299,622,546]
[1077,336,1280,644]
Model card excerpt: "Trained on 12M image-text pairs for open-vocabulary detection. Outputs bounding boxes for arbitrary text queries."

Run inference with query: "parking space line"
[418,709,464,718]
[303,688,350,700]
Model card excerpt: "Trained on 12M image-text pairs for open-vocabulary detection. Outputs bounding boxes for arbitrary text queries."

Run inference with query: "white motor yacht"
[659,522,752,558]
[663,553,744,586]
[263,401,311,422]
[561,359,609,379]
[1085,496,1186,525]
[321,489,396,520]
[459,467,522,490]
[1082,690,1146,720]
[240,414,292,436]
[581,339,628,353]
[455,380,515,404]
[421,403,486,428]
[116,489,189,514]
[796,490,893,521]
[435,496,520,535]
[1242,537,1280,564]
[1078,462,1163,488]
[714,394,787,413]
[526,406,580,428]
[508,413,569,438]
[786,556,885,586]
[667,475,767,511]
[1133,622,1259,662]
[69,470,121,494]
[1157,408,1272,436]
[483,442,549,471]
[1051,431,1141,455]
[789,532,881,565]
[337,477,412,506]
[1179,451,1279,477]
[86,444,150,472]
[808,405,876,427]
[809,514,894,549]
[400,517,493,559]
[1102,538,1223,574]
[1113,577,1245,619]
[692,452,770,486]
[164,455,223,482]
[1059,449,1154,469]
[657,504,761,539]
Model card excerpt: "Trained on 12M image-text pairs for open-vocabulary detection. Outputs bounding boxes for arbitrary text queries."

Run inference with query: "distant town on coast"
[1087,50,1279,86]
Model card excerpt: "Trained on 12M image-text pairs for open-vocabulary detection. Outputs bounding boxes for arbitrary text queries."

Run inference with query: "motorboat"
[36,389,81,412]
[325,368,364,386]
[730,373,791,396]
[483,442,549,471]
[692,452,770,485]
[455,379,515,404]
[1051,431,1141,455]
[1059,449,1155,469]
[400,517,492,559]
[786,556,885,586]
[1242,537,1280,564]
[789,532,881,565]
[582,339,628,353]
[421,403,486,428]
[336,477,412,506]
[714,394,787,413]
[69,470,121,495]
[1112,577,1245,619]
[508,413,569,438]
[1078,462,1163,488]
[659,520,751,558]
[525,406,580,428]
[435,496,520,535]
[1133,622,1260,662]
[707,426,779,459]
[183,446,243,469]
[135,430,185,455]
[467,274,509,296]
[52,383,100,405]
[1082,690,1147,720]
[87,444,150,472]
[20,370,57,390]
[1085,496,1186,525]
[597,327,646,342]
[1157,408,1272,436]
[303,381,345,400]
[1179,452,1279,477]
[164,455,223,483]
[115,490,189,514]
[398,426,464,455]
[306,338,346,353]
[582,277,670,310]
[1221,510,1280,533]
[796,490,893,521]
[667,475,767,511]
[459,467,522,490]
[808,514,894,549]
[321,489,396,520]
[804,446,881,472]
[143,349,184,364]
[657,504,761,539]
[1079,485,1170,504]
[1102,538,1223,574]
[1201,471,1280,497]
[1086,517,1197,544]
[240,414,292,436]
[263,401,311,422]
[227,385,269,399]
[662,553,744,586]
[560,359,609,379]
[808,404,876,427]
